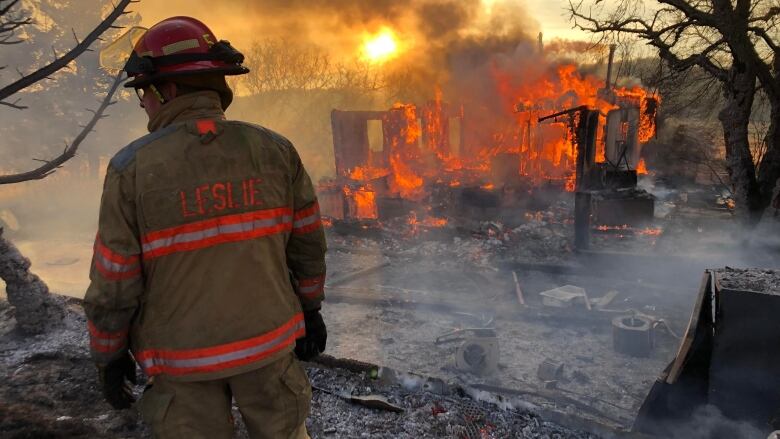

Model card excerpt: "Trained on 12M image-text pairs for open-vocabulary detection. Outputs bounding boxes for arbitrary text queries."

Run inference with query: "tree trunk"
[0,228,64,334]
[718,63,763,226]
[758,100,780,208]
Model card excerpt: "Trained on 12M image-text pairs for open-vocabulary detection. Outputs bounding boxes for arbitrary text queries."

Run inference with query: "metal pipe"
[605,44,617,89]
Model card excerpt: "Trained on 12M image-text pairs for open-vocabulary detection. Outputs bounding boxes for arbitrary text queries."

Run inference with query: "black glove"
[295,309,327,361]
[97,352,137,409]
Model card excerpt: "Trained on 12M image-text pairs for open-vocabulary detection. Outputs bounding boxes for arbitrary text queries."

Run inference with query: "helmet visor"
[99,26,148,72]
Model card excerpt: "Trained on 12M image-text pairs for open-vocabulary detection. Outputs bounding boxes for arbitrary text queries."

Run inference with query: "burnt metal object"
[455,337,499,376]
[574,192,592,250]
[592,189,655,227]
[635,269,780,436]
[708,269,780,429]
[612,315,654,357]
[437,328,499,376]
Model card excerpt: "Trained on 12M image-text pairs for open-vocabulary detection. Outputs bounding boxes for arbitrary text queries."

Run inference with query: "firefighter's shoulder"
[109,124,181,171]
[226,121,294,151]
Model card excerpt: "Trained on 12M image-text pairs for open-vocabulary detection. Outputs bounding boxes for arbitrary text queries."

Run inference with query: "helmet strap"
[150,84,167,104]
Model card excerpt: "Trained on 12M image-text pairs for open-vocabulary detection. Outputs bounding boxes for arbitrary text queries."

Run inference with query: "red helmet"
[123,16,249,88]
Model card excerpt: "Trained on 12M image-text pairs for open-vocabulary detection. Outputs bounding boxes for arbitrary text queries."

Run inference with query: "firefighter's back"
[118,115,305,380]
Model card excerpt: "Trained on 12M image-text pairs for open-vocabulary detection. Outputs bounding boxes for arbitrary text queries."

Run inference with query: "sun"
[362,28,399,63]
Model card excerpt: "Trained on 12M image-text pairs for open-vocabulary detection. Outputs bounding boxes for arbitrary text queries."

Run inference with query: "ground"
[0,302,599,439]
[1,176,776,438]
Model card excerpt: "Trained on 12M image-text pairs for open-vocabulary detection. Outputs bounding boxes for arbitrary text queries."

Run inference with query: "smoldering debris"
[306,365,600,439]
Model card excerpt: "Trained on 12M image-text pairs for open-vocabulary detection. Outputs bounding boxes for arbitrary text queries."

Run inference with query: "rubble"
[307,365,601,439]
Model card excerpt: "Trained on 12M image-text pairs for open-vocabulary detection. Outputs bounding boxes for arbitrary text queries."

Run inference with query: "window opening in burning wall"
[367,120,384,154]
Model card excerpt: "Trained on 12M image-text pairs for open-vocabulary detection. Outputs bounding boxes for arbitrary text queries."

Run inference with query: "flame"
[614,85,659,143]
[362,28,398,64]
[347,166,389,181]
[636,158,648,175]
[328,53,658,213]
[343,185,378,219]
[390,154,424,198]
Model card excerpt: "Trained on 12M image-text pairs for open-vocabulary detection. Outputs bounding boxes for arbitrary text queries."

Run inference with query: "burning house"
[319,43,659,248]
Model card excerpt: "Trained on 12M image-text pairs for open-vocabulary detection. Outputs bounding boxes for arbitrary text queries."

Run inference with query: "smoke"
[136,0,539,63]
[660,405,768,439]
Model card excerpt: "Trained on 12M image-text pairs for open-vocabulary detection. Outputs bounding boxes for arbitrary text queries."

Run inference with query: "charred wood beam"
[0,72,123,185]
[538,105,588,123]
[0,0,132,102]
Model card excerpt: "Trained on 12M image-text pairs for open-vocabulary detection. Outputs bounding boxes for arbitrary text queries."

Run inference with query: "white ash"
[716,268,780,295]
[304,366,599,439]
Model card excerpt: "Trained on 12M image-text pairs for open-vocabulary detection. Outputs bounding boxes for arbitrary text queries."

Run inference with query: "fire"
[636,158,648,175]
[386,103,425,199]
[390,154,424,198]
[361,28,398,63]
[343,185,378,219]
[348,166,389,181]
[614,85,659,143]
[406,212,448,233]
[329,46,659,219]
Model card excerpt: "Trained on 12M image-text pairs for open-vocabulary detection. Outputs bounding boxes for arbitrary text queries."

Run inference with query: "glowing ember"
[406,212,448,232]
[423,216,448,227]
[565,174,576,192]
[362,28,398,63]
[595,224,663,236]
[638,227,662,236]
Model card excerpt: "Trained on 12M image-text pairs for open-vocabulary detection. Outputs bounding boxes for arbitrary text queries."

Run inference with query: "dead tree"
[0,227,64,334]
[0,0,131,333]
[0,71,124,184]
[744,2,780,213]
[568,0,774,225]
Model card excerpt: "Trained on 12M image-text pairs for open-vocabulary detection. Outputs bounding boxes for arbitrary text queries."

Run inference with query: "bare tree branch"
[0,0,132,101]
[0,73,124,185]
[0,97,26,109]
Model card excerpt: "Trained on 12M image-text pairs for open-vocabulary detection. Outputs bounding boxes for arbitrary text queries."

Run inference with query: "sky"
[134,0,597,58]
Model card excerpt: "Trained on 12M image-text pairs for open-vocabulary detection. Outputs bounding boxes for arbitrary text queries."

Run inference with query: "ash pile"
[307,360,599,439]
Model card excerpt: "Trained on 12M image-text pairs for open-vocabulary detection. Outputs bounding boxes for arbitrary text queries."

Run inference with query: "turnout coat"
[84,91,327,382]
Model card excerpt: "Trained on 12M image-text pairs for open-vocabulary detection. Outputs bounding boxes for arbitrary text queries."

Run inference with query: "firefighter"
[83,17,327,438]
